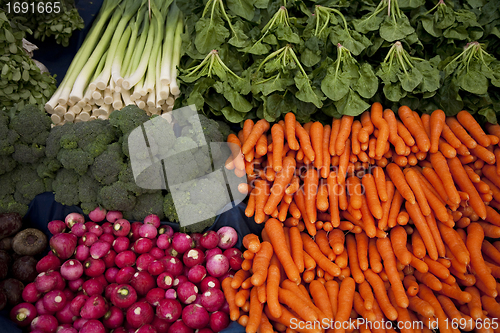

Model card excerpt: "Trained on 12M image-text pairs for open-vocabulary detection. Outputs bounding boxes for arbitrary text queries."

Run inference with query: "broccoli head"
[109,105,150,135]
[90,142,126,185]
[12,143,45,164]
[52,168,81,206]
[9,104,51,145]
[98,181,136,212]
[0,195,28,216]
[0,155,16,175]
[11,165,46,205]
[45,123,70,158]
[0,173,15,198]
[36,157,62,179]
[118,162,157,196]
[73,120,118,158]
[78,171,102,212]
[123,192,165,221]
[57,148,94,175]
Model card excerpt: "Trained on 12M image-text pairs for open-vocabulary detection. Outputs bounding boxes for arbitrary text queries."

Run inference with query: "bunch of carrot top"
[224,104,500,333]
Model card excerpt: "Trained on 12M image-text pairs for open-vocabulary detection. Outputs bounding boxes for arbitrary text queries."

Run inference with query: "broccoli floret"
[181,205,216,233]
[0,112,19,156]
[118,162,157,195]
[9,105,51,145]
[98,182,136,212]
[12,143,45,164]
[124,192,165,221]
[0,195,28,216]
[0,173,15,198]
[78,171,101,209]
[90,142,126,185]
[37,157,61,179]
[57,148,94,175]
[109,105,150,135]
[0,156,16,175]
[216,120,232,140]
[45,123,70,158]
[52,168,80,206]
[73,120,117,158]
[189,177,229,213]
[11,165,46,205]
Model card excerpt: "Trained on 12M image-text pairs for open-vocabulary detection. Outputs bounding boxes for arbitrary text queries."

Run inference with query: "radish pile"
[10,208,241,333]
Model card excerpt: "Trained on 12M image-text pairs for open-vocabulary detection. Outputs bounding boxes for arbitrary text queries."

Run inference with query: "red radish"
[58,327,77,333]
[130,222,143,241]
[206,254,229,278]
[75,245,90,261]
[36,253,61,273]
[220,300,229,314]
[48,220,66,235]
[90,241,111,259]
[103,249,117,268]
[144,214,161,228]
[172,233,193,254]
[177,281,198,304]
[146,288,164,306]
[111,284,137,308]
[200,288,224,312]
[70,294,88,316]
[70,223,86,237]
[164,289,177,300]
[148,260,165,276]
[112,328,127,333]
[80,295,108,319]
[73,318,88,330]
[205,248,222,260]
[136,324,157,333]
[67,278,84,292]
[198,329,214,333]
[115,250,136,268]
[50,233,78,260]
[126,301,154,328]
[22,283,42,303]
[116,267,136,284]
[150,247,164,259]
[199,231,219,250]
[42,290,66,312]
[31,314,58,333]
[157,298,182,322]
[55,303,77,324]
[89,207,107,222]
[112,236,130,252]
[187,265,206,284]
[183,248,204,267]
[65,213,84,228]
[156,234,171,250]
[35,271,58,293]
[158,225,174,238]
[209,311,229,332]
[199,276,220,293]
[101,222,113,234]
[167,247,179,257]
[139,223,158,239]
[130,271,155,295]
[167,320,193,333]
[113,219,131,237]
[62,288,74,301]
[81,232,98,247]
[105,283,118,300]
[99,233,115,244]
[60,259,83,281]
[82,278,105,296]
[10,302,37,327]
[105,267,120,283]
[80,319,105,333]
[164,256,183,277]
[102,306,124,329]
[106,211,123,223]
[137,253,154,271]
[83,258,105,277]
[152,316,171,333]
[223,248,243,270]
[157,272,174,289]
[191,233,203,248]
[53,271,66,290]
[35,298,53,315]
[216,227,238,249]
[182,304,209,329]
[87,223,103,237]
[173,275,188,288]
[133,238,153,254]
[218,270,235,284]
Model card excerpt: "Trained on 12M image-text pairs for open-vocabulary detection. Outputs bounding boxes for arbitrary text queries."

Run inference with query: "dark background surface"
[2,1,255,331]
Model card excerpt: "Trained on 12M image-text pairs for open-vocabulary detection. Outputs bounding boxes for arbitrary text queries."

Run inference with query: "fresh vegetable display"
[9,209,239,333]
[175,0,500,124]
[44,0,184,124]
[221,105,500,332]
[0,212,49,311]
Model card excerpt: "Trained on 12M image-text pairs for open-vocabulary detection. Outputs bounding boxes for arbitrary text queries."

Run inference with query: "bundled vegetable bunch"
[0,213,48,311]
[223,107,500,332]
[0,11,57,113]
[9,209,242,333]
[45,0,184,124]
[175,0,500,123]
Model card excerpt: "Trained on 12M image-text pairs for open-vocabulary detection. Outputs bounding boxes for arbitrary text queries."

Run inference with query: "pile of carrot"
[223,104,500,333]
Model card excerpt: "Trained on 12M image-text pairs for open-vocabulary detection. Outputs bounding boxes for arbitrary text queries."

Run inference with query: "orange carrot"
[346,234,364,283]
[247,287,263,333]
[316,229,335,261]
[311,122,324,171]
[302,233,341,277]
[398,105,430,152]
[265,218,300,284]
[467,223,497,291]
[322,125,332,179]
[330,118,342,156]
[363,173,383,219]
[336,116,354,156]
[457,110,491,147]
[285,112,300,150]
[403,275,419,297]
[347,176,363,210]
[334,277,356,333]
[304,168,319,223]
[271,123,285,172]
[267,263,281,319]
[363,269,398,321]
[385,109,407,155]
[259,313,274,333]
[254,179,270,224]
[255,134,268,158]
[406,201,438,260]
[446,117,477,149]
[264,156,296,215]
[251,241,274,287]
[373,166,388,202]
[278,287,318,322]
[429,152,461,205]
[245,188,256,218]
[359,280,375,311]
[242,119,270,155]
[227,134,246,171]
[358,111,374,143]
[471,144,496,164]
[404,168,431,216]
[387,163,416,204]
[243,234,261,253]
[235,288,250,307]
[355,232,369,272]
[430,109,446,153]
[418,285,453,333]
[296,121,315,162]
[371,102,390,158]
[310,280,334,319]
[232,269,251,289]
[316,182,329,212]
[289,226,304,274]
[390,225,412,266]
[351,120,362,155]
[222,277,240,321]
[327,171,341,228]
